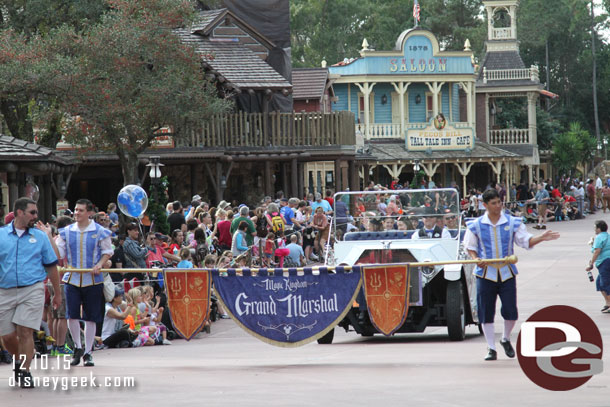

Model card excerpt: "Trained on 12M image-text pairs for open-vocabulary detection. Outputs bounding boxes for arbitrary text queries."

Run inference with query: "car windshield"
[332,188,461,241]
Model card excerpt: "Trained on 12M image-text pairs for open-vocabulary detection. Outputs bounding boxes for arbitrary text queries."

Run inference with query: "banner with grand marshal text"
[212,267,362,347]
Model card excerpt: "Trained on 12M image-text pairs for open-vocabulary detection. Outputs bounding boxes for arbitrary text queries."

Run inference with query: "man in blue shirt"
[311,192,332,215]
[286,234,305,266]
[528,183,550,230]
[280,198,302,231]
[0,197,60,388]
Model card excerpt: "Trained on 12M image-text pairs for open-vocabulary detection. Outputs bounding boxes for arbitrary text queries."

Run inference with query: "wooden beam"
[282,162,289,197]
[291,158,298,198]
[264,160,272,196]
[348,160,359,192]
[215,161,223,204]
[334,159,342,192]
[203,162,217,191]
[297,162,304,199]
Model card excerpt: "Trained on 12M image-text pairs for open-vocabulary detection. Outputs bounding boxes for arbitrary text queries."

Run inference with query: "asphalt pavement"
[1,212,609,406]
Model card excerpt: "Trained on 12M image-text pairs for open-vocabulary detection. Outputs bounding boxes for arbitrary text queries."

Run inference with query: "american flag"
[413,0,421,23]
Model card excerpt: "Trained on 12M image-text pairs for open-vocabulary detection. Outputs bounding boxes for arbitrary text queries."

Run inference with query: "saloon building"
[328,26,520,194]
[322,0,549,195]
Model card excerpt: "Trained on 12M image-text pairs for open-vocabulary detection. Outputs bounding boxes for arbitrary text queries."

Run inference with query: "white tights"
[68,319,97,354]
[482,320,517,350]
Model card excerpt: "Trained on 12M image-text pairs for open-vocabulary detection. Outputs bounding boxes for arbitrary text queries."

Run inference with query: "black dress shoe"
[70,348,83,366]
[83,353,94,367]
[484,348,497,361]
[500,339,515,358]
[19,371,35,388]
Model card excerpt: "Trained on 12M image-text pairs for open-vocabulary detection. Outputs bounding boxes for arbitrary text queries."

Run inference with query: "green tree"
[0,0,107,145]
[290,0,485,68]
[1,0,230,185]
[147,176,170,234]
[56,0,231,185]
[519,0,609,137]
[421,0,485,55]
[291,0,372,67]
[552,122,596,175]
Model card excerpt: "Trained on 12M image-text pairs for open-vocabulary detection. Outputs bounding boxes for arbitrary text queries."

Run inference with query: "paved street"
[2,213,609,406]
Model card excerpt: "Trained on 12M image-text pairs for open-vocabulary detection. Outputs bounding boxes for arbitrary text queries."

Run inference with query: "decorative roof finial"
[464,39,472,52]
[361,38,369,52]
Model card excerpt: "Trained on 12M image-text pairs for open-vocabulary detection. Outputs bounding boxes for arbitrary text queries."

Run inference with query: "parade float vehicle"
[318,188,479,344]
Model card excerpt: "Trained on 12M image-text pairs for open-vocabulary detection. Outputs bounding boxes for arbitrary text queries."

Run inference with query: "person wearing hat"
[229,205,256,247]
[101,287,137,348]
[185,195,203,221]
[411,209,451,240]
[311,192,332,215]
[526,183,550,230]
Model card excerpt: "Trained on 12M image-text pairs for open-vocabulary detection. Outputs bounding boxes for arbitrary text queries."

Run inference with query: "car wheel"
[446,280,466,341]
[317,327,334,344]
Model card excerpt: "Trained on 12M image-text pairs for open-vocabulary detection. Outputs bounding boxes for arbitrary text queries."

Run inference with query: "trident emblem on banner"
[170,277,182,297]
[370,273,382,290]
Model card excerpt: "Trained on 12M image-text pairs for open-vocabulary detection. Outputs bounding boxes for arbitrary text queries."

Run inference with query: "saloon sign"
[406,114,475,151]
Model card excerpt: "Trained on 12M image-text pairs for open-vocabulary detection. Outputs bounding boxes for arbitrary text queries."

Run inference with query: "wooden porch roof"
[359,140,521,163]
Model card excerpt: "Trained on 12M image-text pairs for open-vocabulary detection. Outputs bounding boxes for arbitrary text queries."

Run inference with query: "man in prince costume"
[463,189,559,361]
[56,198,113,367]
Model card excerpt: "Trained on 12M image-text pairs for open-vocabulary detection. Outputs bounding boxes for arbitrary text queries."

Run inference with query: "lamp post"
[413,159,421,173]
[147,156,163,181]
[604,138,608,161]
[412,159,421,188]
[146,156,164,230]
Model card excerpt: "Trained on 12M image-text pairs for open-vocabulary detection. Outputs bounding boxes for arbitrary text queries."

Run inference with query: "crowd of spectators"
[464,174,609,230]
[1,173,606,365]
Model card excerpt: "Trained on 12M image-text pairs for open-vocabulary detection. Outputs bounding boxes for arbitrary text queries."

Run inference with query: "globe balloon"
[117,185,148,218]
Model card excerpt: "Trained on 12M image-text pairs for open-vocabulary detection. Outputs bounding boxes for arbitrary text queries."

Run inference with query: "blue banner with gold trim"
[212,267,362,347]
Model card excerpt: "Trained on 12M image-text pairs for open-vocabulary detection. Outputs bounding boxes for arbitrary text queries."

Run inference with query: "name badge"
[29,238,37,243]
[91,234,97,239]
[504,226,510,231]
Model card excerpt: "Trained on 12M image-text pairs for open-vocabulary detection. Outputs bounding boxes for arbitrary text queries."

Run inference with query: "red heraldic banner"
[164,269,211,341]
[362,265,411,336]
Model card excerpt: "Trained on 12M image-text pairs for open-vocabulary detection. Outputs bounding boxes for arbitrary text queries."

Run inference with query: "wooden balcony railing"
[176,111,355,148]
[483,66,539,83]
[357,123,402,139]
[357,121,471,140]
[489,128,531,145]
[491,27,514,40]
